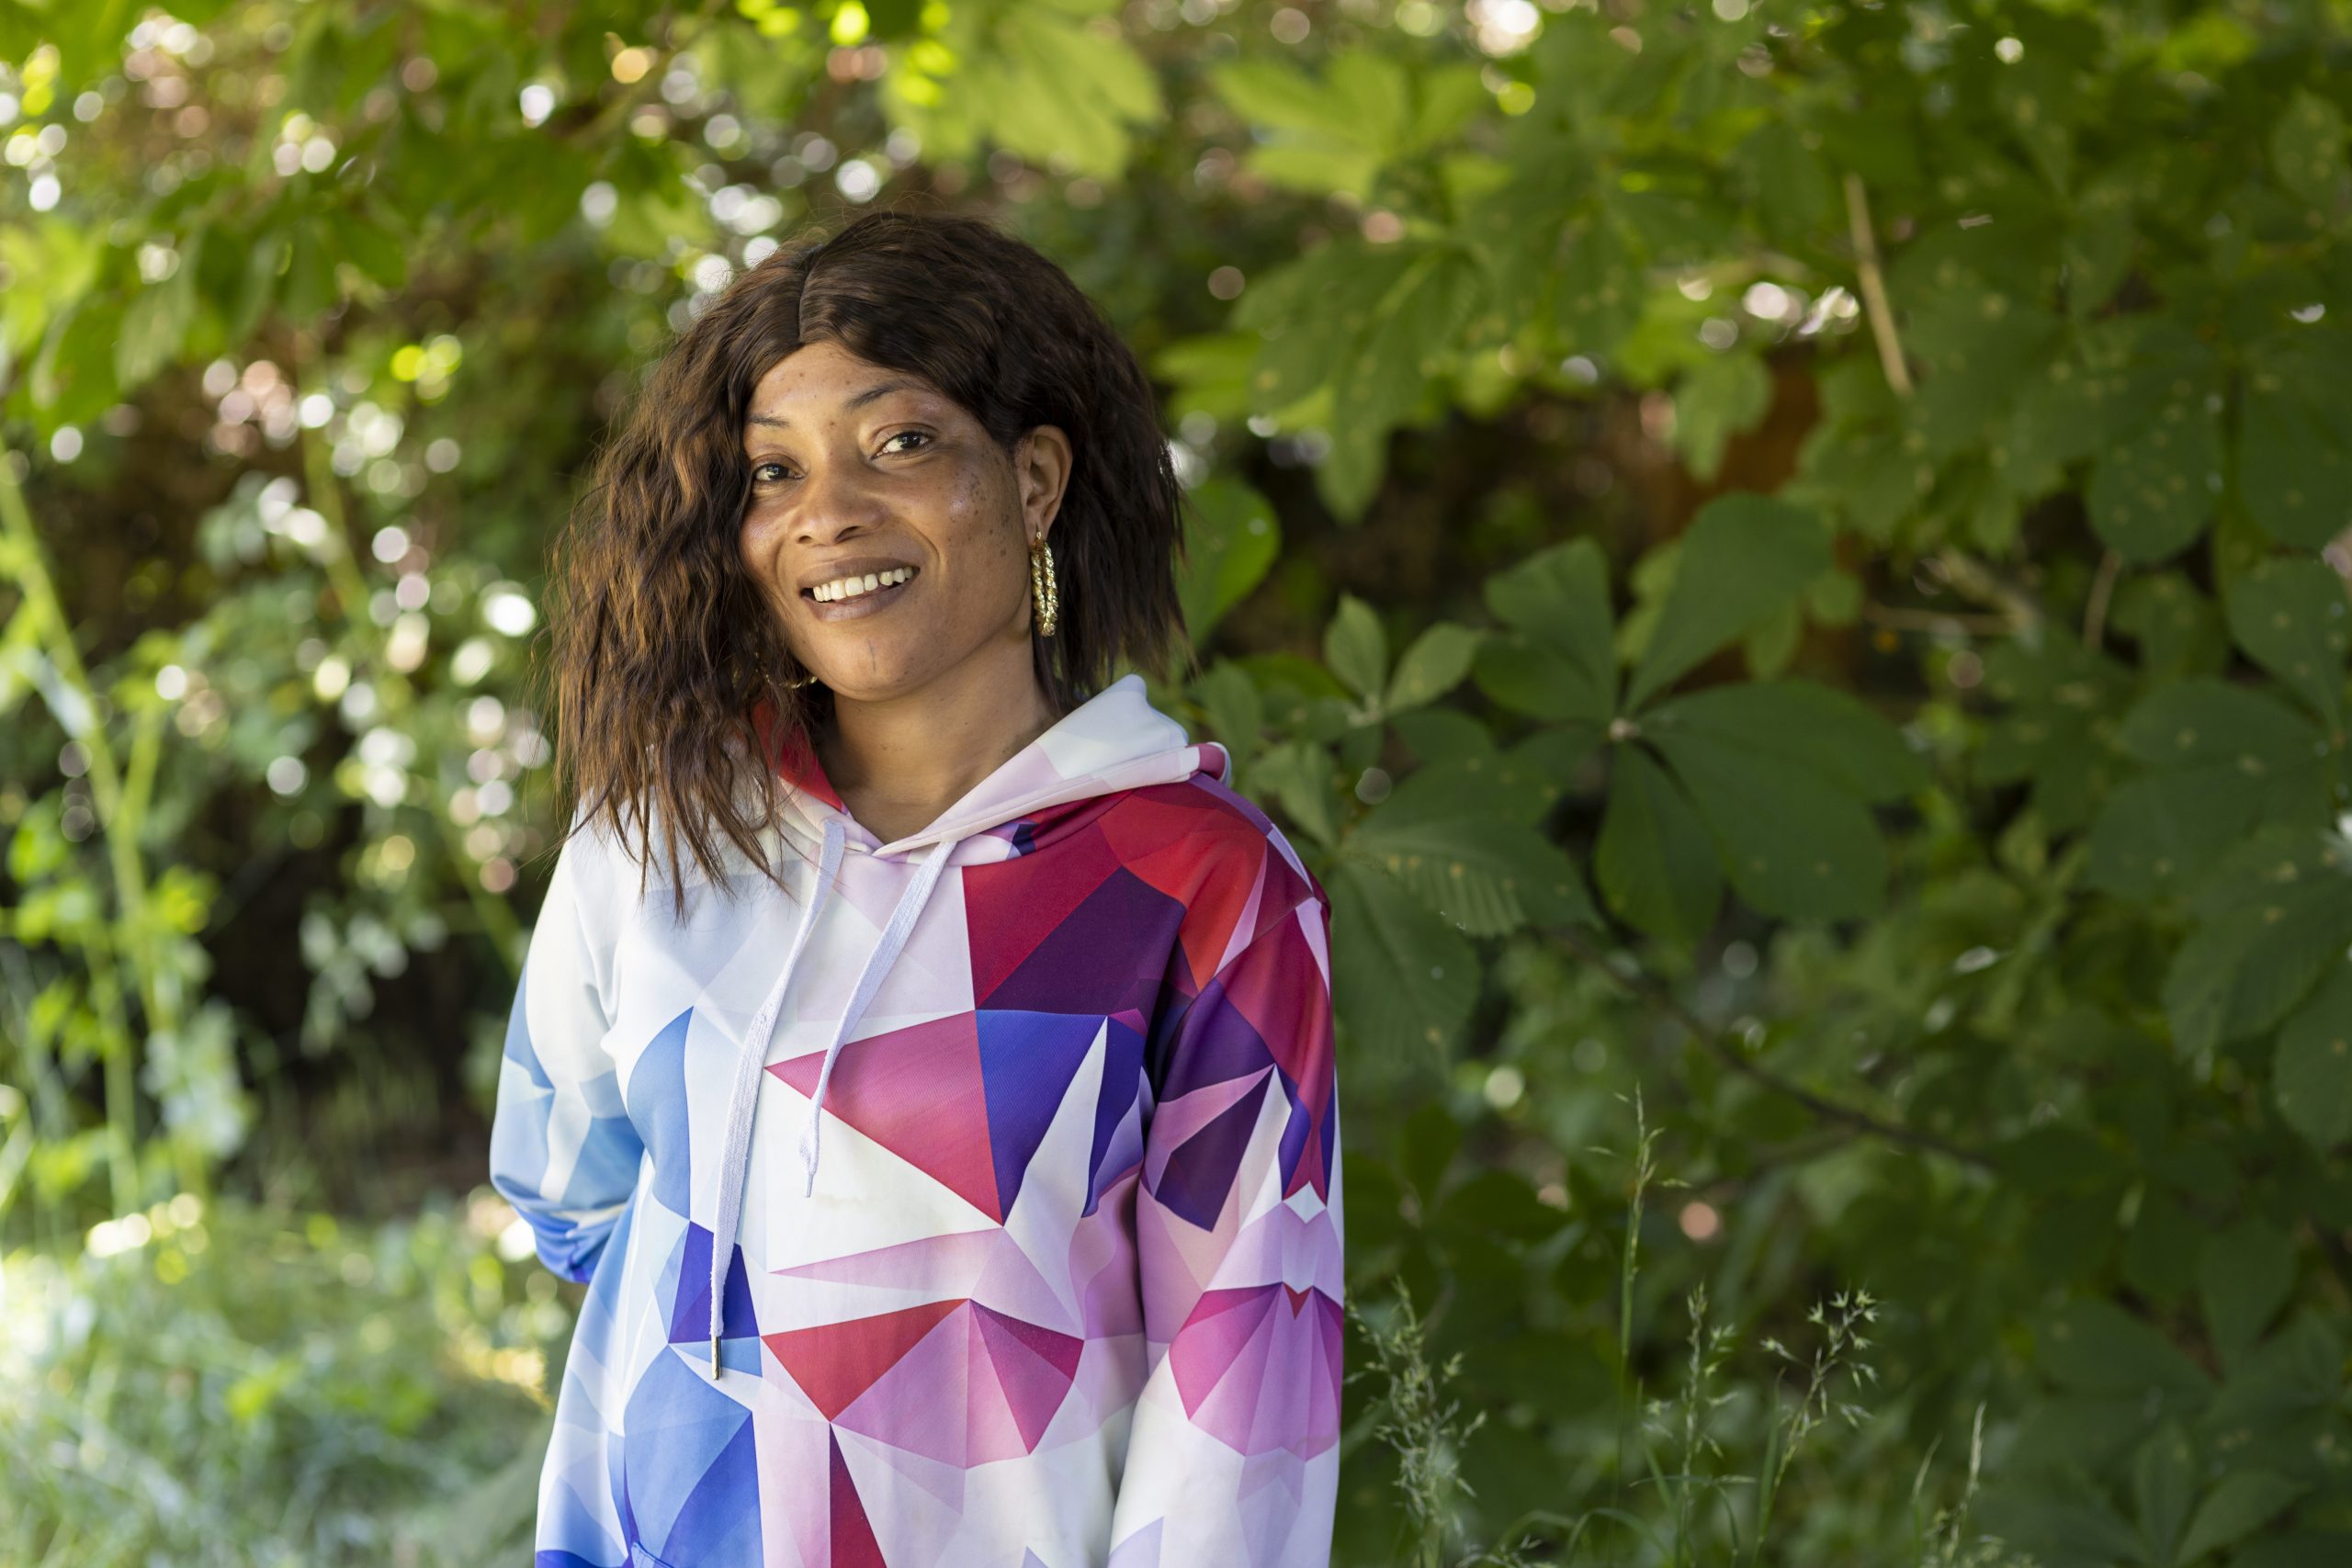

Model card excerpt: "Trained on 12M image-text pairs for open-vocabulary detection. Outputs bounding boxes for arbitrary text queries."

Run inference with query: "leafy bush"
[0,1191,558,1567]
[5,2,2352,1563]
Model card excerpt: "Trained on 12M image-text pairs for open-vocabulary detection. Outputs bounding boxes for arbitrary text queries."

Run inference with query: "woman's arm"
[1108,892,1345,1567]
[486,818,645,1284]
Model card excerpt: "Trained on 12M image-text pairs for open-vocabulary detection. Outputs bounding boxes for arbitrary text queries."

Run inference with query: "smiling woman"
[492,209,1346,1568]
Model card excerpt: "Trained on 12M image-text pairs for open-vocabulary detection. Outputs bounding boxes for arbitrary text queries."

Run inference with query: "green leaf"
[1325,857,1480,1059]
[1236,242,1419,419]
[2133,1420,2197,1566]
[2086,392,2224,565]
[115,230,202,390]
[1624,493,1831,710]
[2199,1217,2296,1359]
[1251,739,1341,849]
[2225,557,2350,728]
[2176,1472,2311,1563]
[1672,351,1771,483]
[1646,727,1890,923]
[1176,476,1282,645]
[2268,89,2346,211]
[1553,215,1644,358]
[2163,839,2352,1057]
[2086,771,2278,898]
[964,6,1164,179]
[2086,679,2333,896]
[1385,623,1481,713]
[1323,593,1387,705]
[2039,1298,2212,1412]
[1642,680,1928,803]
[2275,960,2352,1154]
[1481,537,1617,723]
[1341,785,1594,937]
[1188,660,1263,782]
[1595,744,1722,944]
[2238,328,2352,549]
[2112,571,2229,682]
[2114,677,2325,771]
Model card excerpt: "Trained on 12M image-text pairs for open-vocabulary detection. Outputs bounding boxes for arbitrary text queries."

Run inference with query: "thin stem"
[0,445,179,1213]
[1842,173,1914,400]
[2082,547,2121,649]
[1860,603,2029,638]
[1561,928,1992,1171]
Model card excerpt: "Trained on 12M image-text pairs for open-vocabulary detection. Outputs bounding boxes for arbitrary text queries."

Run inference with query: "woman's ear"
[1014,424,1073,544]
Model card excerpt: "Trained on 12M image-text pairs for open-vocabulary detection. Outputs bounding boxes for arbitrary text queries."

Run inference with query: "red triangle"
[828,1428,888,1568]
[766,1297,963,1420]
[771,1014,1000,1217]
[962,823,1124,1000]
[1098,799,1266,987]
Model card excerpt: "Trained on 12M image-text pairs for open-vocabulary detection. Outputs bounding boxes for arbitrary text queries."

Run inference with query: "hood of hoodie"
[751,671,1230,861]
[699,672,1230,1378]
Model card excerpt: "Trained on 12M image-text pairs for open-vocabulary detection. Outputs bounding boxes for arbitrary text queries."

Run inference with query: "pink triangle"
[971,1303,1083,1451]
[772,1013,999,1216]
[764,1296,962,1420]
[1169,1285,1277,1418]
[836,1302,976,1467]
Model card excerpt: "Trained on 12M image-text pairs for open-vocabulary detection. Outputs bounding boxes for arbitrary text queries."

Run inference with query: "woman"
[489,209,1343,1568]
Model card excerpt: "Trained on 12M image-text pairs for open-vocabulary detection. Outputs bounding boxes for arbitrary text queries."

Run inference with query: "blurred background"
[4,1,2351,1563]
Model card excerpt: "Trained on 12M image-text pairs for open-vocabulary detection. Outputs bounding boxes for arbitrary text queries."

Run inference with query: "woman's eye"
[752,434,925,483]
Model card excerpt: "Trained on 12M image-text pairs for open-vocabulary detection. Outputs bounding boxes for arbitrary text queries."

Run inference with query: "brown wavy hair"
[530,207,1195,919]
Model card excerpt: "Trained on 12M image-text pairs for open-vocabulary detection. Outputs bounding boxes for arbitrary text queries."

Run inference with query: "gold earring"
[1029,535,1058,639]
[759,647,819,690]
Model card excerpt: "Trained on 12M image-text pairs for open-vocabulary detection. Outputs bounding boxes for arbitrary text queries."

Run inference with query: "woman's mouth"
[801,565,918,621]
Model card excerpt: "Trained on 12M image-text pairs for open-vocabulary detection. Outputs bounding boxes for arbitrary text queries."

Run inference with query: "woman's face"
[738,338,1069,705]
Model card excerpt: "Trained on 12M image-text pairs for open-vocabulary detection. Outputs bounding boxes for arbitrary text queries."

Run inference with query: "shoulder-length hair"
[533,206,1194,919]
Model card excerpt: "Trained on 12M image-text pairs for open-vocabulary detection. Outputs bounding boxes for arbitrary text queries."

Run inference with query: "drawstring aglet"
[710,1333,722,1379]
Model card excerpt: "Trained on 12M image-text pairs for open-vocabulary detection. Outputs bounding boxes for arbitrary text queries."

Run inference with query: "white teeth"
[812,566,913,603]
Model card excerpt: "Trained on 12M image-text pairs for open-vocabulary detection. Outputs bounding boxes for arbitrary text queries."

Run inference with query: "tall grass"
[1349,1089,2038,1567]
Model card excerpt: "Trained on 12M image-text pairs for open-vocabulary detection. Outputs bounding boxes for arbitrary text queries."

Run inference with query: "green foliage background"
[3,0,2351,1562]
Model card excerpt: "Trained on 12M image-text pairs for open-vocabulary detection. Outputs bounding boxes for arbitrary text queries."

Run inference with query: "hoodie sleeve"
[487,820,646,1285]
[1108,893,1345,1568]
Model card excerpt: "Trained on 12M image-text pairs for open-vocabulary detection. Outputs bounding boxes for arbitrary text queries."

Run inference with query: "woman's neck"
[815,661,1061,844]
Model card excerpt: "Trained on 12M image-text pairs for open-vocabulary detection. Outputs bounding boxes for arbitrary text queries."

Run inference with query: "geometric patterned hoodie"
[488,672,1343,1567]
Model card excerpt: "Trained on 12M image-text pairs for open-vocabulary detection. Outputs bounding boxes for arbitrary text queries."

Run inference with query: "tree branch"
[1559,927,1993,1172]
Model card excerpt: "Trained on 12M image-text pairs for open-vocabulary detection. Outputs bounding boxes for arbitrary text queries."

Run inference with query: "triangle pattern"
[764,1295,963,1420]
[772,1013,997,1216]
[976,1010,1104,1221]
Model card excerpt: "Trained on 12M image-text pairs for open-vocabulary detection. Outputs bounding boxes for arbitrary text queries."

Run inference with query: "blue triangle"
[625,1006,696,1217]
[975,1010,1105,1219]
[666,1222,759,1346]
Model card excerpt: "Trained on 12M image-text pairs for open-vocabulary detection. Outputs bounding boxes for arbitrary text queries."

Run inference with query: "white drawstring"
[707,816,845,1379]
[796,832,964,1197]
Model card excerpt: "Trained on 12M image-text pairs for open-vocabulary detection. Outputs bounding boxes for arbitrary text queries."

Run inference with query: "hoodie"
[488,673,1344,1568]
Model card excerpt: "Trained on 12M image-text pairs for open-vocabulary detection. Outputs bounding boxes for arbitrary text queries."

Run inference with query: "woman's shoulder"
[1113,769,1329,919]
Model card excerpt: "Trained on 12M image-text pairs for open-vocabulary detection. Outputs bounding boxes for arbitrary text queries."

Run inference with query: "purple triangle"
[1084,1017,1146,1217]
[1155,1074,1269,1230]
[975,1010,1105,1219]
[981,868,1182,1016]
[1155,972,1278,1104]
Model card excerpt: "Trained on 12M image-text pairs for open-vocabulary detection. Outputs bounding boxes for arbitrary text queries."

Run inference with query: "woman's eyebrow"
[746,378,928,431]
